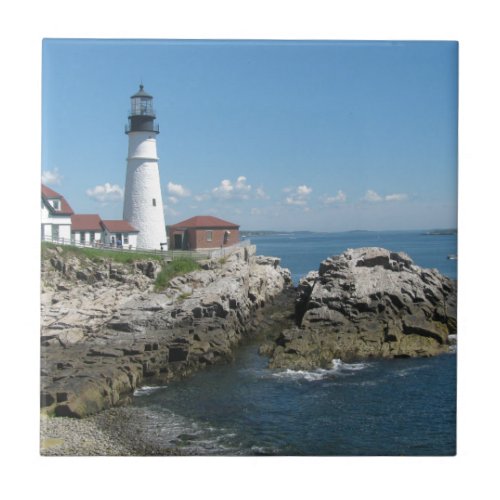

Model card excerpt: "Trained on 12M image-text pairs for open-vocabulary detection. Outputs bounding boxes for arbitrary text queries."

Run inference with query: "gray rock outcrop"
[41,245,292,418]
[267,247,457,369]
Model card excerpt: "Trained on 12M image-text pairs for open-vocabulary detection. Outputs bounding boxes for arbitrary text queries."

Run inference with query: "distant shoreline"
[241,229,457,237]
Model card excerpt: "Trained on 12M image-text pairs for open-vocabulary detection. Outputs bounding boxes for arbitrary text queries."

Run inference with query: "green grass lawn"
[41,242,200,291]
[154,258,200,291]
[41,241,164,264]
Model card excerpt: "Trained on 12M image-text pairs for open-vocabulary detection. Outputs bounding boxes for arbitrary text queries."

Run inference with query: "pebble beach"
[40,407,181,456]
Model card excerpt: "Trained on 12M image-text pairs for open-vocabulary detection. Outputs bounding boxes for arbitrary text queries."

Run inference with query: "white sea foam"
[448,335,457,353]
[331,359,370,372]
[130,406,238,454]
[272,359,371,382]
[272,368,332,381]
[249,445,278,455]
[133,385,168,396]
[395,365,427,377]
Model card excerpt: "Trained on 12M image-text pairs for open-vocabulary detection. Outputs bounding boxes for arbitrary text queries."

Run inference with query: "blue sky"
[42,39,457,231]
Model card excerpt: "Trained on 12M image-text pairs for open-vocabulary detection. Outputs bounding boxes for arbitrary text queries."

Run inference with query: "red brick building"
[168,215,240,251]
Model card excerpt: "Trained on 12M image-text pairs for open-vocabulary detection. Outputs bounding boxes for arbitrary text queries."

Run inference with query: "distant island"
[422,229,457,236]
[241,230,316,237]
[241,229,457,238]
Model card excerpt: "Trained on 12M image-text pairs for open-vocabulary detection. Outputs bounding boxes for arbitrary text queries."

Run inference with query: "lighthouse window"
[152,198,156,207]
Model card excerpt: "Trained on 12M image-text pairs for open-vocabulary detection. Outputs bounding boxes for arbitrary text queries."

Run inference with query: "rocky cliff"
[264,247,457,370]
[41,245,292,418]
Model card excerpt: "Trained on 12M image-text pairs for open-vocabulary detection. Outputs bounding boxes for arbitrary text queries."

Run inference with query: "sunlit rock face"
[267,247,457,370]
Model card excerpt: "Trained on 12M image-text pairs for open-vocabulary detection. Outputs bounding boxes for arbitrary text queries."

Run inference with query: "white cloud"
[385,193,408,202]
[85,183,123,203]
[212,179,234,199]
[322,190,347,204]
[363,190,408,202]
[250,207,262,215]
[285,196,307,206]
[42,168,62,186]
[194,193,210,202]
[297,185,312,196]
[193,177,267,204]
[255,187,270,200]
[167,181,191,198]
[363,189,383,202]
[167,196,179,205]
[284,184,313,206]
[235,176,251,193]
[212,176,252,200]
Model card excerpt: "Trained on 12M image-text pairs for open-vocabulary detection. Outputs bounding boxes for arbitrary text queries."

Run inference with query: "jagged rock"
[267,247,457,369]
[255,256,281,268]
[41,245,293,418]
[168,346,189,362]
[134,260,162,279]
[88,347,124,358]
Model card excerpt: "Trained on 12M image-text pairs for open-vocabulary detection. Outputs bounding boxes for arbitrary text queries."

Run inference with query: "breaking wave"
[133,385,169,396]
[272,359,371,382]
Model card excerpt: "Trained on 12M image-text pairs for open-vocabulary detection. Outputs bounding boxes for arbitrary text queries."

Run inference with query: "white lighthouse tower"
[123,85,167,250]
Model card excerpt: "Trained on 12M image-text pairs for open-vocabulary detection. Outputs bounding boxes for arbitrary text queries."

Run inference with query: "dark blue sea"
[132,230,457,456]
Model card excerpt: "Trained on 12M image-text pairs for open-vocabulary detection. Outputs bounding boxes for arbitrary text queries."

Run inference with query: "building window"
[206,230,213,242]
[152,198,156,207]
[80,231,85,243]
[52,199,60,210]
[123,233,129,244]
[90,232,95,243]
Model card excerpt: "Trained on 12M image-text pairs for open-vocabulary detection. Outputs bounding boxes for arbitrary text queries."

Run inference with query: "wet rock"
[168,346,189,362]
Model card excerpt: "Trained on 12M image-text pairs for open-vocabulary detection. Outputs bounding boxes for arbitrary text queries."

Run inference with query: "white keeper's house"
[41,184,74,242]
[41,184,139,249]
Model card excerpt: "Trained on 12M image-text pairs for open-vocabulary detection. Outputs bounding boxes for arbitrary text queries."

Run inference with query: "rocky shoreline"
[40,252,296,455]
[41,244,293,420]
[40,290,296,457]
[40,244,457,456]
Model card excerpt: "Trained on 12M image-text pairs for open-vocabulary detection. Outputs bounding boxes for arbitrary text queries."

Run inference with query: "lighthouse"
[123,85,167,250]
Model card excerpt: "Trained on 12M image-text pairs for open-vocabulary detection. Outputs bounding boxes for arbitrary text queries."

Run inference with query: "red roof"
[170,215,239,229]
[71,214,103,231]
[101,220,139,233]
[41,184,74,215]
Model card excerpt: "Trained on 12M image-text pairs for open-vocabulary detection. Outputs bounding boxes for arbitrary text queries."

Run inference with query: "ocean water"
[131,230,457,456]
[250,230,457,284]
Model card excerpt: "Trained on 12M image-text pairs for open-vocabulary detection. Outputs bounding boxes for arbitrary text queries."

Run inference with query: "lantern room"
[126,84,159,134]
